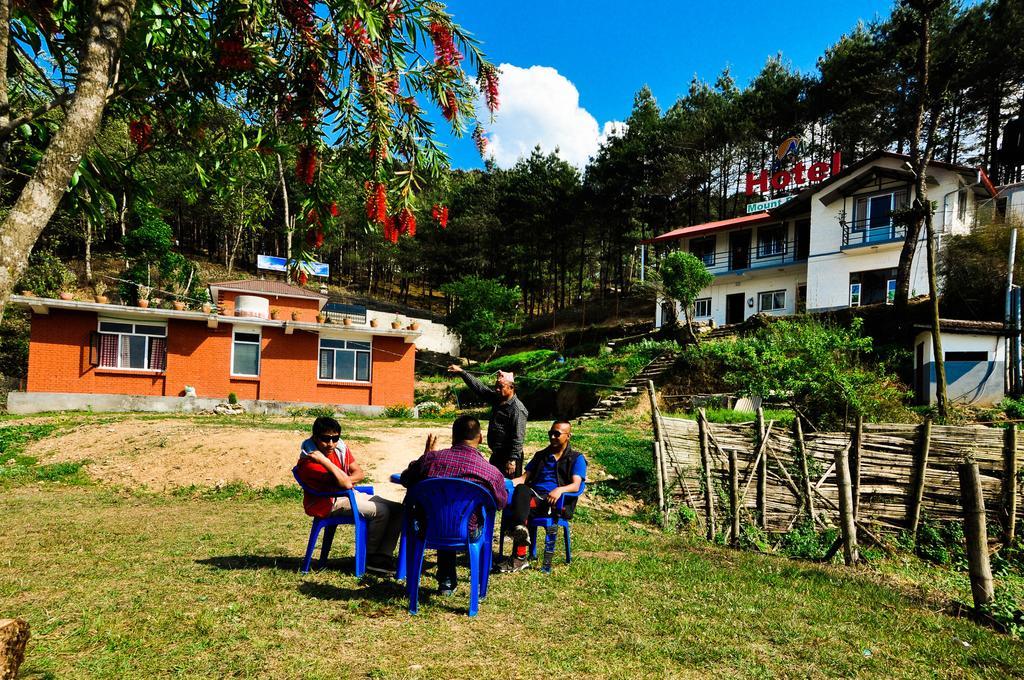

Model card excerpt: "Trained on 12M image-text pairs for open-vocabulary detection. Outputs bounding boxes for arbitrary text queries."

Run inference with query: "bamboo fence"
[649,387,1020,540]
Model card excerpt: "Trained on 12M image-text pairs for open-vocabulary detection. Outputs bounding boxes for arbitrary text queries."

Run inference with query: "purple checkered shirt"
[400,444,508,529]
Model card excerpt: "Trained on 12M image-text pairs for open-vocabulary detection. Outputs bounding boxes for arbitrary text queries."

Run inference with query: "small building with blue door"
[913,320,1009,407]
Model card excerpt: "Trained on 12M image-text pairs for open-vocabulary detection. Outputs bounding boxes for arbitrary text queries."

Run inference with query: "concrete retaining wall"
[6,391,386,417]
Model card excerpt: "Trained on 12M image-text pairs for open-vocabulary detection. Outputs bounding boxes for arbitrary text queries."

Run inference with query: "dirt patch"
[26,420,449,501]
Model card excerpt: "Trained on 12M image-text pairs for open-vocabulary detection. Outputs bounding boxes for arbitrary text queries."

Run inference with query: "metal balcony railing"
[690,238,807,275]
[841,218,908,248]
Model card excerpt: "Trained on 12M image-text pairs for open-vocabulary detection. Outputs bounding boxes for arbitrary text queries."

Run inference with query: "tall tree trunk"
[0,0,11,182]
[0,0,136,324]
[276,153,294,276]
[925,206,947,415]
[83,214,93,283]
[894,0,935,312]
[227,186,245,275]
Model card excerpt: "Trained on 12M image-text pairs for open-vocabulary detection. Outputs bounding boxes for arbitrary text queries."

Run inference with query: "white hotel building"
[652,151,996,328]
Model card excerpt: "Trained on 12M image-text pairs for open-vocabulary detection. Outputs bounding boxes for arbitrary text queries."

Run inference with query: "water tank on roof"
[234,295,270,319]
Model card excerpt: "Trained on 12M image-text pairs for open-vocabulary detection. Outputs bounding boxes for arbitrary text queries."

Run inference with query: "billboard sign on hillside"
[257,254,329,277]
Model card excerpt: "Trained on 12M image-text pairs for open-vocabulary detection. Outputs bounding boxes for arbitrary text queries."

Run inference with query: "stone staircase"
[576,351,678,421]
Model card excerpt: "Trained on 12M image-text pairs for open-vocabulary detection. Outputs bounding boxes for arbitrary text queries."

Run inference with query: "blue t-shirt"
[527,450,587,495]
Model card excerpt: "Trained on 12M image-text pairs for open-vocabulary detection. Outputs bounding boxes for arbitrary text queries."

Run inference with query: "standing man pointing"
[448,365,528,478]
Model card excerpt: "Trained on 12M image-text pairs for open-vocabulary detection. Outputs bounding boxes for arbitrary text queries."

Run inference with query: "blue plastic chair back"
[405,477,496,548]
[403,477,498,616]
[525,481,587,564]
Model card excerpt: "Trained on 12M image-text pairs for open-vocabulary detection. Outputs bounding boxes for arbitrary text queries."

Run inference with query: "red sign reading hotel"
[745,151,842,196]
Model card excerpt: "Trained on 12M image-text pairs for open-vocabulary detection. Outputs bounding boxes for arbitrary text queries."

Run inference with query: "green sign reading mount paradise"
[745,195,794,214]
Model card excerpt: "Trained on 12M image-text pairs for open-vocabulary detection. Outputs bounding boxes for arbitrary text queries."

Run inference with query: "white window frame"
[758,289,786,312]
[886,279,896,304]
[693,297,712,318]
[318,337,372,383]
[97,318,167,372]
[853,189,908,232]
[231,326,262,377]
[850,283,862,307]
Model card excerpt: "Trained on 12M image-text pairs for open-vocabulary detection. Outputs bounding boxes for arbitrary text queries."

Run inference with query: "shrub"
[778,519,838,560]
[382,404,414,418]
[416,401,443,417]
[227,392,238,405]
[441,276,522,354]
[17,250,75,297]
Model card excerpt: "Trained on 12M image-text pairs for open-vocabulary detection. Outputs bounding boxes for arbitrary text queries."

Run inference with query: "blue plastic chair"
[291,466,374,576]
[403,477,497,617]
[528,481,586,563]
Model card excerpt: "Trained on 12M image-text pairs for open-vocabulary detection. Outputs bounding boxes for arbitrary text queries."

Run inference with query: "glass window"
[850,283,862,307]
[689,237,716,267]
[886,279,896,304]
[693,298,711,318]
[319,338,372,382]
[758,290,786,312]
[757,226,785,258]
[232,329,261,376]
[97,319,167,371]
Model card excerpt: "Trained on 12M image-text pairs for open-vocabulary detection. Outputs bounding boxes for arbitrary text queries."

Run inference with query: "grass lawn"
[2,415,1023,678]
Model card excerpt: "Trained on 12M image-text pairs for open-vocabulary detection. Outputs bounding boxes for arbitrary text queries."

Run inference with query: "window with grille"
[319,338,371,382]
[97,319,167,371]
[757,225,785,258]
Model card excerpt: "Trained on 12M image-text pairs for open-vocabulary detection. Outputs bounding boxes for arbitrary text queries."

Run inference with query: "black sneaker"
[499,556,530,573]
[437,581,457,596]
[365,557,396,577]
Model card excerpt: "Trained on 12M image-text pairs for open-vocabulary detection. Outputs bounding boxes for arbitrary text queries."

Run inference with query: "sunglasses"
[317,434,341,443]
[548,430,567,437]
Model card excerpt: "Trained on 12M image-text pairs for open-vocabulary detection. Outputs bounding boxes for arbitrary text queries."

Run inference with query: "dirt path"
[27,420,450,501]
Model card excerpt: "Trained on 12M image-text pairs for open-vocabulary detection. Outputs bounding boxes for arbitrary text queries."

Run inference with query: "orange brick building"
[9,280,418,414]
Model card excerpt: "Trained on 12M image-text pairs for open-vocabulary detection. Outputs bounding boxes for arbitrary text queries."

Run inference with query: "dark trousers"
[436,527,482,588]
[507,485,553,529]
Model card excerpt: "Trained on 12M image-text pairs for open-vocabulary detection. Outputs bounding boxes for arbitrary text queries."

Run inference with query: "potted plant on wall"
[270,308,280,320]
[316,312,326,324]
[370,318,379,328]
[137,284,152,308]
[291,310,301,321]
[391,317,402,329]
[93,281,108,304]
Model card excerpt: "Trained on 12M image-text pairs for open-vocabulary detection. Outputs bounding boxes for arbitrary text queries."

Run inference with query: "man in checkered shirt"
[400,415,508,596]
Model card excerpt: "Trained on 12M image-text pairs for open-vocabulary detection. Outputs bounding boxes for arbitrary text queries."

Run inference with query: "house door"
[726,293,745,325]
[915,341,927,404]
[868,194,895,242]
[795,219,811,261]
[729,231,751,271]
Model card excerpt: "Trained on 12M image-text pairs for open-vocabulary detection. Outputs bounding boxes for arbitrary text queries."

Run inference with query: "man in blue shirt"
[502,420,586,573]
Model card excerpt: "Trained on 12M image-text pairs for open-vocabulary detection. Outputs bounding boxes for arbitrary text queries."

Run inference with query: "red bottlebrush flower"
[396,208,416,237]
[398,96,418,115]
[329,202,340,217]
[478,65,500,114]
[429,21,461,67]
[343,18,371,52]
[306,227,324,249]
[382,215,399,243]
[441,90,458,122]
[295,145,317,185]
[430,204,449,229]
[472,124,488,158]
[278,0,313,30]
[298,270,309,286]
[306,207,320,225]
[215,36,254,71]
[129,118,153,151]
[365,182,388,225]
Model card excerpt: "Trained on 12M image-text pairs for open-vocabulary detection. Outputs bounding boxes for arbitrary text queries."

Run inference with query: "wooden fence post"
[729,449,740,545]
[959,462,995,609]
[653,441,665,527]
[756,407,767,530]
[852,416,863,521]
[697,408,716,541]
[1003,426,1018,546]
[907,417,932,542]
[795,417,815,521]
[834,446,859,566]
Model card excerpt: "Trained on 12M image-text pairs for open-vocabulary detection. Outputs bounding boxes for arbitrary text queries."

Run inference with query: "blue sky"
[430,0,911,170]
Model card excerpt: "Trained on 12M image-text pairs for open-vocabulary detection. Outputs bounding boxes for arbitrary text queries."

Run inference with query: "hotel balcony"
[841,218,908,248]
[694,238,807,276]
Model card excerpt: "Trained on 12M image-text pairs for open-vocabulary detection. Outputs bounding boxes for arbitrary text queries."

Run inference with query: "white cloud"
[482,64,624,169]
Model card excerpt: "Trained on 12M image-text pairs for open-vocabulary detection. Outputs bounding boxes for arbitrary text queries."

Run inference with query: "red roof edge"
[978,167,998,198]
[644,212,776,244]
